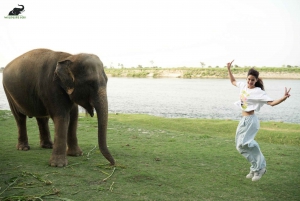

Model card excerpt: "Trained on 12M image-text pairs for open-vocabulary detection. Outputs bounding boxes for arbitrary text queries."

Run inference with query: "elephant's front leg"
[49,116,69,167]
[67,105,83,156]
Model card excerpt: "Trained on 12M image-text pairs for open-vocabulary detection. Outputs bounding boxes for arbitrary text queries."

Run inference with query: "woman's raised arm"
[227,60,236,86]
[267,87,291,106]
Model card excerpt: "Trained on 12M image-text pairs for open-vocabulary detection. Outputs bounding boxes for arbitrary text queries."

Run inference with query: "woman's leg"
[238,140,266,172]
[235,115,266,172]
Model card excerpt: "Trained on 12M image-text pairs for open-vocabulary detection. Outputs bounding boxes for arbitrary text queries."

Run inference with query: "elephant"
[2,48,115,167]
[8,4,25,15]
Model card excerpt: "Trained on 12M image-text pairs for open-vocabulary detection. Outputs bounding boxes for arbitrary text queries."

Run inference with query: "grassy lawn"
[0,110,299,201]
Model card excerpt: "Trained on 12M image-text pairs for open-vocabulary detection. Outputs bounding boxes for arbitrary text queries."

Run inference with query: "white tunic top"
[234,82,273,112]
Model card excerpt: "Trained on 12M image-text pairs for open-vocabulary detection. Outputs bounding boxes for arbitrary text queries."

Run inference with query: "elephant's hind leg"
[4,87,30,150]
[14,112,30,150]
[36,117,53,148]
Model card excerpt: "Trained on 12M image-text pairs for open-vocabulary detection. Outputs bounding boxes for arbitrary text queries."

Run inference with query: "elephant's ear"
[55,59,75,95]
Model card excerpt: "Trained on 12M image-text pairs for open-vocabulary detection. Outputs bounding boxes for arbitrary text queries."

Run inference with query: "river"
[0,73,299,123]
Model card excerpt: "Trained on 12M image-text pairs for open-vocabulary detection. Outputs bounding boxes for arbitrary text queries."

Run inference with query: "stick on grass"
[86,145,97,159]
[109,182,115,192]
[0,177,19,196]
[103,167,116,182]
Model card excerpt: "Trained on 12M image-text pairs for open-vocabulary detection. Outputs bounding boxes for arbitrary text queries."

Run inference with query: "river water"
[0,73,299,123]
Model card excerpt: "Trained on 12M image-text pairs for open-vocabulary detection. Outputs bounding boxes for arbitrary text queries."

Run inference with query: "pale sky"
[1,0,300,68]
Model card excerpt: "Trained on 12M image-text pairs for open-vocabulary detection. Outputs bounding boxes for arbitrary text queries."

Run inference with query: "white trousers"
[235,115,266,172]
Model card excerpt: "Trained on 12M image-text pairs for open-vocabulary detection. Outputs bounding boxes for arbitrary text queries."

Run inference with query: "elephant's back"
[4,49,70,79]
[2,48,69,117]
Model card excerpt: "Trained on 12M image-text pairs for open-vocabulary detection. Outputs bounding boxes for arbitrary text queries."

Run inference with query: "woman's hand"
[268,87,291,106]
[227,60,234,70]
[227,60,236,86]
[284,87,291,99]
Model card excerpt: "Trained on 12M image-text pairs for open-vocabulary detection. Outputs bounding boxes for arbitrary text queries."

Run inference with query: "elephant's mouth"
[86,107,94,117]
[77,101,94,117]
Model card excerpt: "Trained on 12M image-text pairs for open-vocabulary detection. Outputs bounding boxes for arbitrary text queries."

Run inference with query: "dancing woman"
[227,60,291,181]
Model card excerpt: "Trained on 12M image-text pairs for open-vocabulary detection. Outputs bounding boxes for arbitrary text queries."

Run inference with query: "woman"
[227,60,291,182]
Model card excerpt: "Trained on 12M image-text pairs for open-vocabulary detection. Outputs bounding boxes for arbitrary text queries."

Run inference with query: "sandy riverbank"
[106,69,300,79]
[228,72,300,79]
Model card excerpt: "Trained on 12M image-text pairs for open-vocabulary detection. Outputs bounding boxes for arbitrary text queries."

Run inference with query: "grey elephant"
[3,49,115,167]
[8,4,25,15]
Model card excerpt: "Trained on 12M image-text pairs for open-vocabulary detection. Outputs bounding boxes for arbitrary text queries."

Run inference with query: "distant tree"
[234,65,239,68]
[137,65,143,68]
[215,66,219,68]
[287,65,292,68]
[150,60,154,67]
[117,63,124,68]
[200,62,205,68]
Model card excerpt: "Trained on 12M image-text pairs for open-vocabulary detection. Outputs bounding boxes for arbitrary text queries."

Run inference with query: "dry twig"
[103,167,116,182]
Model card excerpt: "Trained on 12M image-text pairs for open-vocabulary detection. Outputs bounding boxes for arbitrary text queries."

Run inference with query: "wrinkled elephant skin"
[3,48,115,167]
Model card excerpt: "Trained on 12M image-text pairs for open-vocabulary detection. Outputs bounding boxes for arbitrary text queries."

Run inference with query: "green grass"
[0,110,299,201]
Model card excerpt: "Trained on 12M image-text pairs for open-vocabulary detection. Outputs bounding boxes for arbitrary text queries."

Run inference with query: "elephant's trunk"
[94,87,115,165]
[18,5,24,11]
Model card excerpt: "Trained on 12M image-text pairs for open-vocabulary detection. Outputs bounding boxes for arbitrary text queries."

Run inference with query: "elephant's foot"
[16,143,30,151]
[49,154,68,167]
[40,141,53,149]
[67,146,83,156]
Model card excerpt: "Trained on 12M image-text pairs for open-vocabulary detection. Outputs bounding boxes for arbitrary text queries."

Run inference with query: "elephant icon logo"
[8,4,25,15]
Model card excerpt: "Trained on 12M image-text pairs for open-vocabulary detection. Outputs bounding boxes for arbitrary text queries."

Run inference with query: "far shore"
[107,72,300,79]
[105,68,300,79]
[1,68,299,79]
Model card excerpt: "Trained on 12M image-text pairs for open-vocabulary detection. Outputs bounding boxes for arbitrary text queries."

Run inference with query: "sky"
[1,0,300,68]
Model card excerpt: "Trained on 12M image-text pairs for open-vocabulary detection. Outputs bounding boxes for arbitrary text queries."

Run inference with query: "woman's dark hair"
[248,68,264,90]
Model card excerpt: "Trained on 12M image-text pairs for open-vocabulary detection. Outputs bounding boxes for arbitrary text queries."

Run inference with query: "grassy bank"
[104,67,300,79]
[0,110,299,200]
